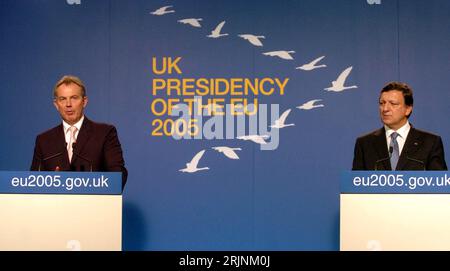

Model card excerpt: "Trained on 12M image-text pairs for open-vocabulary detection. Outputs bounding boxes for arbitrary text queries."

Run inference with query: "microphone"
[374,146,393,171]
[407,156,426,170]
[38,151,64,171]
[71,143,93,172]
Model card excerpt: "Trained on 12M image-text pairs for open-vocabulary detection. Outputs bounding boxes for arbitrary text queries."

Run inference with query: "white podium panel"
[0,171,123,251]
[341,194,450,251]
[0,194,122,251]
[340,171,450,251]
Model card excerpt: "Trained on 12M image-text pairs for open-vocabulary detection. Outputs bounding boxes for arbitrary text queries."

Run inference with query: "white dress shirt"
[63,115,84,145]
[384,121,411,156]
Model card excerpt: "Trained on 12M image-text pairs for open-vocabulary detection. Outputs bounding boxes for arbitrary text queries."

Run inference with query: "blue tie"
[390,132,399,170]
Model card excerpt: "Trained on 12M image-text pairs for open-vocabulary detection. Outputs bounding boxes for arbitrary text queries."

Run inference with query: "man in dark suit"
[31,75,128,188]
[352,81,447,170]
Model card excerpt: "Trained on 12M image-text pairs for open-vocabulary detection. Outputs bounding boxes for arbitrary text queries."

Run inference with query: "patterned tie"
[67,126,78,162]
[390,132,399,170]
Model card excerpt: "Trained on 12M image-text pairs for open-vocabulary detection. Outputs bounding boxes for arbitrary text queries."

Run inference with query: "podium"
[340,171,450,251]
[0,171,122,251]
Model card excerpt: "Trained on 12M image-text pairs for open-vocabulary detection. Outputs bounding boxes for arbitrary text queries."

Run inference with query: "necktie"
[390,132,399,170]
[67,126,78,162]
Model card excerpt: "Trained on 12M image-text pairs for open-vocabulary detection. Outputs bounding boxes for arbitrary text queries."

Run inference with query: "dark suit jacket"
[31,117,128,189]
[352,126,447,170]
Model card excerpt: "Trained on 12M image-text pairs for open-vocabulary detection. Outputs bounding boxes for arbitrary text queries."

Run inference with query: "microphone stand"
[407,156,426,170]
[71,143,93,172]
[38,151,64,171]
[374,146,393,171]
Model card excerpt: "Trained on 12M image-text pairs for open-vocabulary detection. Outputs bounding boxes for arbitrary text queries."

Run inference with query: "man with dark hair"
[352,81,447,170]
[31,75,128,188]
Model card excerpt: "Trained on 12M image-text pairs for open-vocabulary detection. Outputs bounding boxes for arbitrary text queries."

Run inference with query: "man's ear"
[83,96,88,108]
[406,105,413,117]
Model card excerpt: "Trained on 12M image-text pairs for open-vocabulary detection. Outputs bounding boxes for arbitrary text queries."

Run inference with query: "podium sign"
[0,171,122,251]
[340,171,450,251]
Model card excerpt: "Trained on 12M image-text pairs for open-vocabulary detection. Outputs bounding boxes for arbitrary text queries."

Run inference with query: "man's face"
[379,90,412,130]
[53,83,88,125]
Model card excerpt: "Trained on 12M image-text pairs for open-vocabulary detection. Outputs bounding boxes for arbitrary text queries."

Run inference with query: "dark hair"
[380,81,413,106]
[53,75,86,98]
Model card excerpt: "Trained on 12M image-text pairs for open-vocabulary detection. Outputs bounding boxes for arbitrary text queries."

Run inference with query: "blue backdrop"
[1,0,449,250]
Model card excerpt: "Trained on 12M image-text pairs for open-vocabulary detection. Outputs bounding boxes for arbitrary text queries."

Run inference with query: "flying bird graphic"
[178,18,203,28]
[262,50,295,60]
[297,99,324,110]
[150,5,175,16]
[238,34,265,46]
[324,66,358,92]
[179,150,209,173]
[207,21,228,38]
[270,109,295,129]
[237,135,270,145]
[212,146,242,160]
[296,56,327,71]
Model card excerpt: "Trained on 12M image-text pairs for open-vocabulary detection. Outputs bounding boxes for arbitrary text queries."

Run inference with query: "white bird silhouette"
[178,18,203,28]
[270,109,295,129]
[324,66,358,92]
[179,150,209,173]
[237,135,270,145]
[238,34,265,47]
[296,56,327,71]
[262,50,295,60]
[297,99,325,110]
[150,5,175,16]
[212,146,242,160]
[207,21,228,38]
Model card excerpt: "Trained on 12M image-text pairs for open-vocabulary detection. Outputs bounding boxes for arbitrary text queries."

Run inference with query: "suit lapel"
[396,127,421,170]
[72,117,92,163]
[373,128,391,170]
[55,124,71,169]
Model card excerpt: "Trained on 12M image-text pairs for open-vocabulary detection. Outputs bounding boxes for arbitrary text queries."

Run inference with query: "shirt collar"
[63,115,85,134]
[384,121,411,140]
